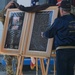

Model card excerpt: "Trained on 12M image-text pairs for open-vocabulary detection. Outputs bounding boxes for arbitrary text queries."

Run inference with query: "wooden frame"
[23,6,58,58]
[0,9,28,56]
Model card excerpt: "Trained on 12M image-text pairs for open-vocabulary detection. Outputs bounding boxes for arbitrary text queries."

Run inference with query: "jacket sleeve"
[18,4,51,12]
[43,18,60,38]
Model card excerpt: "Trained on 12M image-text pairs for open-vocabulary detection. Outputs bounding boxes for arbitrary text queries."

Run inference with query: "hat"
[59,1,71,11]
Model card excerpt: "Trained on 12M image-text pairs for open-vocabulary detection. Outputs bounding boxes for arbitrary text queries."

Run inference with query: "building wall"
[0,0,17,10]
[0,0,6,10]
[39,0,48,5]
[17,0,31,6]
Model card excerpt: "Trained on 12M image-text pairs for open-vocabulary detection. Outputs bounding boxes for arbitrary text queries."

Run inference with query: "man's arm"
[18,3,52,12]
[4,1,53,12]
[42,18,60,38]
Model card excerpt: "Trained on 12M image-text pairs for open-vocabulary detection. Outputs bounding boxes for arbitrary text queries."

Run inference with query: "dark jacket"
[43,14,75,48]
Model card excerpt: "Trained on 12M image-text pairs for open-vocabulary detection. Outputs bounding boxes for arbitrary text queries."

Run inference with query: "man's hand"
[4,1,14,10]
[41,32,44,38]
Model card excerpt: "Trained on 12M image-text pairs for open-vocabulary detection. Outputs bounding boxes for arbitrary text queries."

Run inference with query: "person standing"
[0,1,18,75]
[0,1,52,75]
[42,1,75,75]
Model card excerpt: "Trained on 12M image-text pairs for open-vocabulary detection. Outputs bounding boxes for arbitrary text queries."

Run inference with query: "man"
[0,1,18,75]
[0,1,53,75]
[42,1,75,75]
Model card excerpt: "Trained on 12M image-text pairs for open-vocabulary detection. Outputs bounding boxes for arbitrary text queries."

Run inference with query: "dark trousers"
[56,49,75,75]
